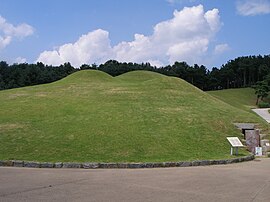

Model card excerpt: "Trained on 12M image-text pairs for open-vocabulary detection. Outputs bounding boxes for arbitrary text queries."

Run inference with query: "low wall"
[0,155,255,169]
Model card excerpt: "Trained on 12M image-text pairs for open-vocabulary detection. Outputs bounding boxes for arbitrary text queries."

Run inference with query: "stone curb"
[0,155,255,169]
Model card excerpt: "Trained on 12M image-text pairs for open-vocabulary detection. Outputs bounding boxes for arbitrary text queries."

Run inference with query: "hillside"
[0,70,263,163]
[207,88,257,111]
[208,88,270,137]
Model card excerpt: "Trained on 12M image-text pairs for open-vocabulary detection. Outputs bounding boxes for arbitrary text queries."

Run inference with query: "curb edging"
[0,155,255,169]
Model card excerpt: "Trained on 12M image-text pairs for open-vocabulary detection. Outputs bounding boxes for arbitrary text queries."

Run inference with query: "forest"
[0,61,76,90]
[0,54,270,91]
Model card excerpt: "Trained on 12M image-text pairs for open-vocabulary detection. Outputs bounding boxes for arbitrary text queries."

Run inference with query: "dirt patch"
[0,123,26,131]
[159,107,185,113]
[35,92,48,97]
[8,93,28,99]
[104,87,142,95]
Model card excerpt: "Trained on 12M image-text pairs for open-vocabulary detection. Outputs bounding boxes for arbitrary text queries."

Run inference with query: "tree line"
[0,61,76,90]
[0,54,270,91]
[82,55,270,91]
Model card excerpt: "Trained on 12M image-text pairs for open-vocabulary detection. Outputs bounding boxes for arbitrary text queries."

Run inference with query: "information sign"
[226,137,244,156]
[226,137,244,147]
[255,147,262,156]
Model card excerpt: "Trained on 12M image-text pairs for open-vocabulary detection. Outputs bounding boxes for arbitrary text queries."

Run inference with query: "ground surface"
[252,108,270,123]
[0,158,269,202]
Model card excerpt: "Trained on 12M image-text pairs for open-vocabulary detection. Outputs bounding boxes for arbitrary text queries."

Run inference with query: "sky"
[0,0,269,69]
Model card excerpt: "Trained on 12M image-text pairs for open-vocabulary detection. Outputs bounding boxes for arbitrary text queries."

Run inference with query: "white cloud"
[167,39,209,64]
[0,15,34,49]
[0,36,11,49]
[37,5,223,68]
[37,29,113,67]
[15,57,27,63]
[237,0,270,16]
[214,44,230,55]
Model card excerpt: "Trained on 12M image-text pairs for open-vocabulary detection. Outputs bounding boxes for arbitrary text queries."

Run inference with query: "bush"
[258,101,270,108]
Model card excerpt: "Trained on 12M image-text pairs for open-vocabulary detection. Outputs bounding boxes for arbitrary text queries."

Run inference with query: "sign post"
[227,137,244,156]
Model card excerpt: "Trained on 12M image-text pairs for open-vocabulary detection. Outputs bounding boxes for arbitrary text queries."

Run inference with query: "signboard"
[227,137,244,147]
[255,147,263,156]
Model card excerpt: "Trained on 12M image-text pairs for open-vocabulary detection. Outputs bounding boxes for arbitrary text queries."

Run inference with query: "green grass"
[208,88,270,138]
[0,70,262,163]
[207,88,257,111]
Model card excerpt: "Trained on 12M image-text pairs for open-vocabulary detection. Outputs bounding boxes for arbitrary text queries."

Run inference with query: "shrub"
[258,101,270,108]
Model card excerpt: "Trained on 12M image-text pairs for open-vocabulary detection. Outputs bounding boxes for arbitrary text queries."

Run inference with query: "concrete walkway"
[252,108,270,123]
[0,158,270,202]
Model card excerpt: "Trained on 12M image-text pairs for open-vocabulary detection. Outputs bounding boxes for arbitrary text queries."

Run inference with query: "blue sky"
[0,0,269,69]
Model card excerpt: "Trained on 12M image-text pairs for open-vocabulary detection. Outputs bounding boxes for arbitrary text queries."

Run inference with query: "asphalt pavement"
[0,158,270,202]
[252,108,270,123]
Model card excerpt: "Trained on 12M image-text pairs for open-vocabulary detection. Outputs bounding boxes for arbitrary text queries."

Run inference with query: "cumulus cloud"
[0,15,34,49]
[237,0,270,16]
[214,44,230,55]
[37,29,113,67]
[0,36,11,49]
[15,57,27,63]
[37,5,222,68]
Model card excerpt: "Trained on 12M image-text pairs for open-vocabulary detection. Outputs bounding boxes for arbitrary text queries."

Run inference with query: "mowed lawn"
[207,88,257,111]
[208,87,270,138]
[0,70,264,162]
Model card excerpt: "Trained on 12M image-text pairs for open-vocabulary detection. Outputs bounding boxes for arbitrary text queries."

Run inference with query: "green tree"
[252,81,269,105]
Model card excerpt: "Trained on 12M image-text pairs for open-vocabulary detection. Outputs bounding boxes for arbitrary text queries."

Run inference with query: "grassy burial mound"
[0,70,262,163]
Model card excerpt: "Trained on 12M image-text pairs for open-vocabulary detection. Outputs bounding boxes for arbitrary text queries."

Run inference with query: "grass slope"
[0,70,262,162]
[207,88,257,111]
[208,88,270,137]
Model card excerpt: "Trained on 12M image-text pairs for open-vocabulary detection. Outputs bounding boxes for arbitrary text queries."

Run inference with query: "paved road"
[0,158,270,202]
[252,108,270,123]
